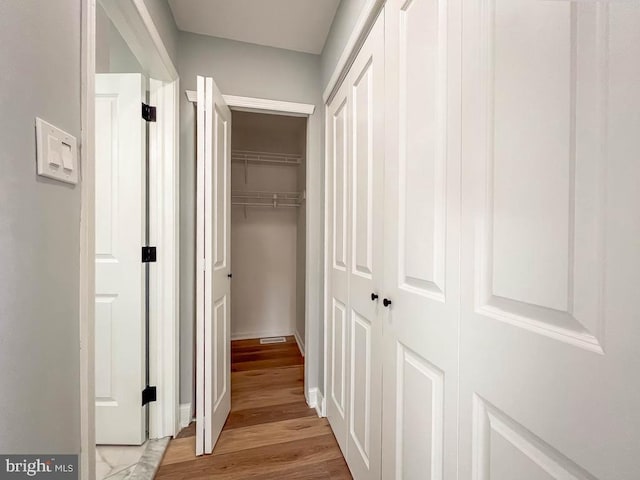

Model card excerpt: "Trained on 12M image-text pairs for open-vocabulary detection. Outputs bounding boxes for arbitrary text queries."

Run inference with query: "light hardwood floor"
[156,337,352,479]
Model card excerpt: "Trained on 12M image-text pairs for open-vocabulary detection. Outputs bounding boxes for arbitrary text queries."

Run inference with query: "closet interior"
[230,111,307,347]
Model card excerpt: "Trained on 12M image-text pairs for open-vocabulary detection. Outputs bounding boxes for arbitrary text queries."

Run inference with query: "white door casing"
[95,73,147,445]
[460,2,640,479]
[326,11,385,479]
[196,75,232,456]
[381,0,462,477]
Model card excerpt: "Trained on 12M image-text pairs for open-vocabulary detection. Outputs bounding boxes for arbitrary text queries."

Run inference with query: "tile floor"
[96,443,147,480]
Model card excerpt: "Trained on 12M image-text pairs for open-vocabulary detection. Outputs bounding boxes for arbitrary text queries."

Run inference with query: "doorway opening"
[81,0,180,478]
[94,4,152,476]
[229,111,307,349]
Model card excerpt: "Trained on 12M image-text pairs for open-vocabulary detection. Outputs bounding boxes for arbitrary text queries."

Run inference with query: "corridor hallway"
[156,337,351,479]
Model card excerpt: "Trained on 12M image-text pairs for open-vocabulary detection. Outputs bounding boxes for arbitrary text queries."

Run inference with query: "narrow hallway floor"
[156,336,351,479]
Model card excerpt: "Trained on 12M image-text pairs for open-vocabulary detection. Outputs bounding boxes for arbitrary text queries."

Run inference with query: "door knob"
[227,273,233,278]
[371,293,379,301]
[383,298,392,307]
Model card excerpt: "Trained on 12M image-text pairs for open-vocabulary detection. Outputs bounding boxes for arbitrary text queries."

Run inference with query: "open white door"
[196,76,232,456]
[95,73,147,445]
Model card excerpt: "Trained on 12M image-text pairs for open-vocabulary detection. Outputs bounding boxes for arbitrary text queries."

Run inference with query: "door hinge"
[142,246,157,263]
[142,103,157,122]
[142,385,157,406]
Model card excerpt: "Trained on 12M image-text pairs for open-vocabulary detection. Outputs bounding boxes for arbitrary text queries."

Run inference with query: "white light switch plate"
[36,117,78,184]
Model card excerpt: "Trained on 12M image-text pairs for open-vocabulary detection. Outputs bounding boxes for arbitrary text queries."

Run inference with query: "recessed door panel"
[396,344,444,480]
[352,61,374,279]
[333,100,348,271]
[398,0,447,298]
[331,299,347,418]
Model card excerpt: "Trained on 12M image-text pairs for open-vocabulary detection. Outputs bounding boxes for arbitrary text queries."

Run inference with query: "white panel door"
[95,73,146,445]
[327,13,385,478]
[345,12,385,480]
[460,2,640,479]
[381,0,462,477]
[196,75,232,456]
[326,67,351,456]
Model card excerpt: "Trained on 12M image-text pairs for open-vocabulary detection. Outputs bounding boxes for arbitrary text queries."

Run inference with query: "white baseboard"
[179,403,192,429]
[294,330,305,356]
[306,387,325,417]
[231,330,294,341]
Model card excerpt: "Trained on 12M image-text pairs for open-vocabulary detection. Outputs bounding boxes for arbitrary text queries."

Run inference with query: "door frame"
[185,92,321,413]
[80,0,180,477]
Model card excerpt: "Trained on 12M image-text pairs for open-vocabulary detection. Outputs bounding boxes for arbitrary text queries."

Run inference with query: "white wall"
[0,0,81,453]
[230,112,306,340]
[177,32,323,405]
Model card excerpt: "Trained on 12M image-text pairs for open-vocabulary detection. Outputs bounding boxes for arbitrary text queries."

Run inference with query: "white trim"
[230,330,295,342]
[322,0,386,104]
[98,0,177,81]
[224,95,315,115]
[306,388,326,418]
[185,91,315,116]
[185,89,197,103]
[179,403,193,429]
[148,78,181,440]
[80,1,96,478]
[322,104,330,426]
[80,2,180,476]
[294,330,305,357]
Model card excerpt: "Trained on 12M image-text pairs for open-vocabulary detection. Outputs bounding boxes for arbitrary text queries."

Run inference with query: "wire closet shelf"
[231,191,304,209]
[231,150,302,166]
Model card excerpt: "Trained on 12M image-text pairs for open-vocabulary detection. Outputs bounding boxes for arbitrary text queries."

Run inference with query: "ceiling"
[168,0,341,55]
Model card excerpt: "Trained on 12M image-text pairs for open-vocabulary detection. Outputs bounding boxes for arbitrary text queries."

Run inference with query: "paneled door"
[381,0,462,477]
[326,53,352,456]
[195,75,232,456]
[95,73,147,445]
[460,2,640,479]
[326,13,385,478]
[345,12,385,480]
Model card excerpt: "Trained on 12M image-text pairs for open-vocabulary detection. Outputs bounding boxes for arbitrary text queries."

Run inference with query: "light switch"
[36,117,78,185]
[61,141,73,170]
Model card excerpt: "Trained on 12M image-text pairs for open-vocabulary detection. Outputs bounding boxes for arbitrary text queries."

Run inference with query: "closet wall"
[230,112,306,341]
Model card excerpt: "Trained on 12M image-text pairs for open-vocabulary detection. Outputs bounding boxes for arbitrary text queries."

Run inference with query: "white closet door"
[326,12,385,478]
[326,68,351,456]
[381,0,462,477]
[95,73,147,445]
[196,75,232,456]
[460,2,640,479]
[345,12,385,480]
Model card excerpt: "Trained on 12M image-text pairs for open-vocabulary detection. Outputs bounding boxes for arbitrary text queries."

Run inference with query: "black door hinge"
[142,385,157,406]
[142,103,157,122]
[142,246,157,263]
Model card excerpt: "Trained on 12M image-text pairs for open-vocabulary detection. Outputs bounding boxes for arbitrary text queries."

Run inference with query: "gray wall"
[96,3,145,74]
[143,0,179,65]
[0,0,81,453]
[177,32,324,405]
[320,0,370,88]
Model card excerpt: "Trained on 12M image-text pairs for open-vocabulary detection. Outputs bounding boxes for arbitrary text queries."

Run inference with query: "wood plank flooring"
[156,336,352,479]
